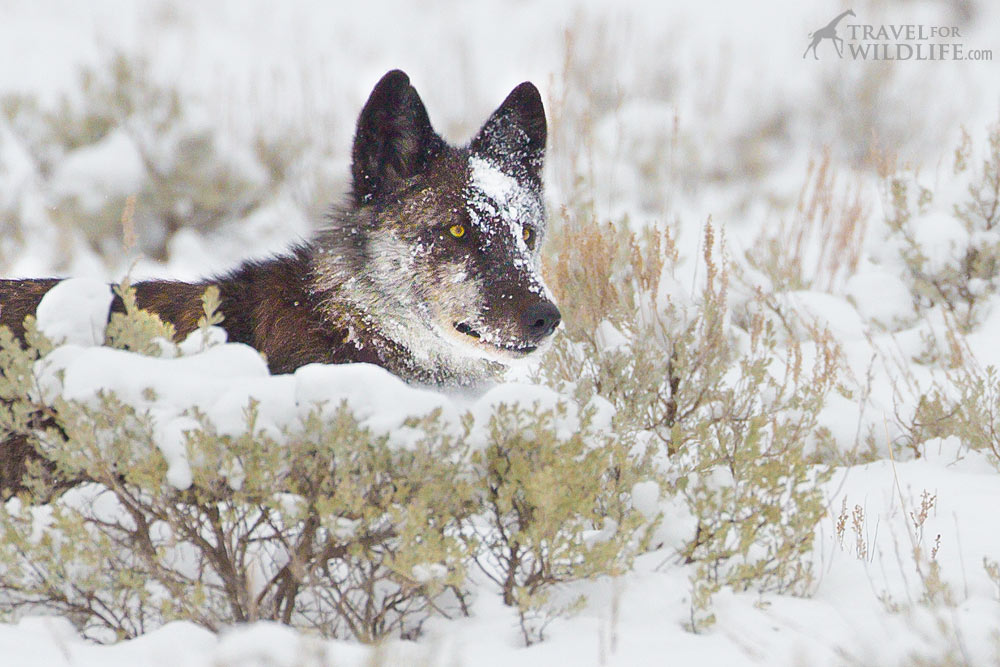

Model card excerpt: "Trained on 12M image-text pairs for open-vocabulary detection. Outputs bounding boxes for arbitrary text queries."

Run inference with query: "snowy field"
[1,0,1000,665]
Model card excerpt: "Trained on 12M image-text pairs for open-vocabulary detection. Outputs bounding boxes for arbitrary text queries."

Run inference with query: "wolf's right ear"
[351,70,445,204]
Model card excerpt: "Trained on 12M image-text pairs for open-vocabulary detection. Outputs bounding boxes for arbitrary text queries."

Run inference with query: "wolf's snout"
[521,301,561,340]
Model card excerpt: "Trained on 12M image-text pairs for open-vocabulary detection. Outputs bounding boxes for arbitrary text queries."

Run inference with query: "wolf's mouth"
[453,322,538,355]
[454,322,481,339]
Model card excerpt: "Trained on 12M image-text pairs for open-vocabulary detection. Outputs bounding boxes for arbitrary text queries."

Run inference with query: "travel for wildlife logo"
[804,8,992,61]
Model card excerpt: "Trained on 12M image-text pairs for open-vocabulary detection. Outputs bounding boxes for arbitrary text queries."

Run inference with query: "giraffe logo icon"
[804,9,856,59]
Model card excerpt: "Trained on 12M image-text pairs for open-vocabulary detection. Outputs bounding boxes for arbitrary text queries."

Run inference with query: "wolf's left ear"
[352,70,445,204]
[470,82,546,183]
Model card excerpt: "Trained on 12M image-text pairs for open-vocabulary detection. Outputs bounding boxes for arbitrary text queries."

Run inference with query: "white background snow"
[1,0,1000,664]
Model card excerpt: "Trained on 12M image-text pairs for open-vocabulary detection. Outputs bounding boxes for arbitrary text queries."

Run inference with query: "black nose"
[521,301,561,339]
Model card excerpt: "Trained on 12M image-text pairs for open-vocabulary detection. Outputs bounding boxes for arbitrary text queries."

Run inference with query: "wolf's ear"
[352,70,445,204]
[470,82,546,183]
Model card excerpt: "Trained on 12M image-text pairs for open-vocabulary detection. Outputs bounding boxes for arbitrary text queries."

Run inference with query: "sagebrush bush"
[0,403,478,642]
[1,51,315,263]
[0,295,476,642]
[882,117,1000,331]
[904,358,1000,468]
[0,283,654,645]
[540,207,837,630]
[884,117,1000,462]
[467,401,653,644]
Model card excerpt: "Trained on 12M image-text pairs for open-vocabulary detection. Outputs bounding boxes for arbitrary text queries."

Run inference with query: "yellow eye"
[522,227,533,244]
[449,224,466,238]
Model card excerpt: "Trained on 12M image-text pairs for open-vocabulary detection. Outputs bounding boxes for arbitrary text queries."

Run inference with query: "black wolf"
[0,69,561,494]
[0,70,560,384]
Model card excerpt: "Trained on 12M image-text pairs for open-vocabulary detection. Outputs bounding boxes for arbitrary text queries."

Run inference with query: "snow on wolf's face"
[431,81,561,362]
[330,70,561,370]
[432,152,559,362]
[366,147,559,366]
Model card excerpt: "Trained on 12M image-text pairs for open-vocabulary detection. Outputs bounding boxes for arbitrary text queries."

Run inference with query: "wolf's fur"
[0,70,561,495]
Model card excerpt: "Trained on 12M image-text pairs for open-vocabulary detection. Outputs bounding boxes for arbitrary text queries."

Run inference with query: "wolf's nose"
[522,301,561,339]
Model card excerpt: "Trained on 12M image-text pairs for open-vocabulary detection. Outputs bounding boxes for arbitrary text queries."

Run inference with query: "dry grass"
[745,148,871,292]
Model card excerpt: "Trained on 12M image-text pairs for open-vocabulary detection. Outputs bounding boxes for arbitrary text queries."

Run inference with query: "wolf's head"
[312,70,561,384]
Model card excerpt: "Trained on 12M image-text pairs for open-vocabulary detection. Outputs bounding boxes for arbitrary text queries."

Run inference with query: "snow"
[35,278,113,346]
[770,290,869,341]
[466,154,549,295]
[49,129,147,214]
[845,269,915,326]
[2,0,1000,665]
[630,481,660,520]
[468,381,579,446]
[34,336,475,487]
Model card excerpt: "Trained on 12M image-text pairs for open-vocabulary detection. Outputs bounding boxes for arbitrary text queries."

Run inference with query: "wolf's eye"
[449,224,466,238]
[522,227,533,245]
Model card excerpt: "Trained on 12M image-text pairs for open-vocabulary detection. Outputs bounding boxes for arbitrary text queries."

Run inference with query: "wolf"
[0,69,561,495]
[0,70,560,384]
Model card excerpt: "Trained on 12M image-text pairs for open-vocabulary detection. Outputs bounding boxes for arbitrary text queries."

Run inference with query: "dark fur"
[0,70,561,497]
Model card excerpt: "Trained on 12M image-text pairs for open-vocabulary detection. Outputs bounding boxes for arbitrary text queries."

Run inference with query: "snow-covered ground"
[2,0,1000,664]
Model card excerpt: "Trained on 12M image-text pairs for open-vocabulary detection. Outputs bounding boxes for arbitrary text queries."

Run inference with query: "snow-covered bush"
[906,359,1000,469]
[880,117,1000,462]
[1,51,306,262]
[0,282,655,645]
[467,400,653,644]
[0,290,474,642]
[882,117,1000,331]
[0,404,477,642]
[540,212,837,630]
